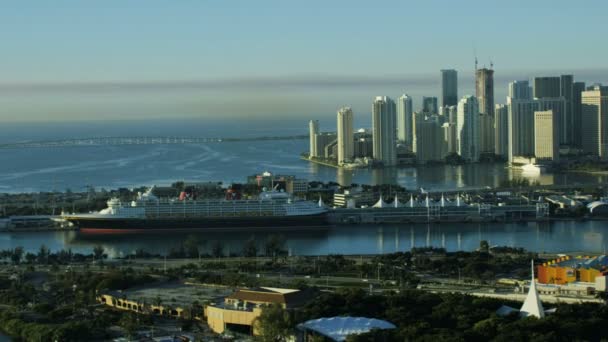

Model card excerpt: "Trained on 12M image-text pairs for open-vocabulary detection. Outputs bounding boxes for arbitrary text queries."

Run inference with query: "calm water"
[0,221,607,257]
[0,119,606,193]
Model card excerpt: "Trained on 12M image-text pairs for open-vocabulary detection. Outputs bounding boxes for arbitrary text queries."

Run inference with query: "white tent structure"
[297,317,396,341]
[407,194,417,208]
[520,260,545,318]
[393,195,403,208]
[373,195,388,208]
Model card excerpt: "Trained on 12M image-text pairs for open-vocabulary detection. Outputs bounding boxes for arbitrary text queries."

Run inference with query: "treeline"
[260,288,608,341]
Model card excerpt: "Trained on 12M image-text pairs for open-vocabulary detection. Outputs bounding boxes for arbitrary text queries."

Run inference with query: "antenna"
[490,58,494,70]
[474,46,478,71]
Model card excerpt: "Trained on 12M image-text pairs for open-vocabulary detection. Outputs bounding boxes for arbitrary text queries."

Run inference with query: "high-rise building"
[494,104,509,158]
[507,99,538,163]
[336,107,354,164]
[560,75,574,145]
[442,122,457,155]
[422,96,438,114]
[533,76,561,98]
[316,133,336,158]
[476,68,494,153]
[372,96,397,165]
[457,95,480,162]
[581,86,608,159]
[309,120,319,157]
[572,81,586,148]
[447,105,457,125]
[415,115,445,163]
[441,69,458,107]
[534,110,559,162]
[537,97,566,147]
[397,94,414,150]
[508,80,532,100]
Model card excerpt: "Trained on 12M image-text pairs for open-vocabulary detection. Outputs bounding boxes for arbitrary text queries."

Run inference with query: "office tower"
[317,133,337,158]
[581,86,608,159]
[441,69,458,107]
[442,122,457,154]
[447,105,457,125]
[372,96,397,165]
[336,107,354,164]
[476,67,495,153]
[457,95,480,162]
[494,104,509,158]
[536,98,566,146]
[507,99,538,163]
[309,120,319,157]
[572,81,586,148]
[508,80,532,100]
[397,94,414,150]
[560,75,574,145]
[422,96,438,114]
[415,115,445,163]
[534,110,559,162]
[533,76,561,98]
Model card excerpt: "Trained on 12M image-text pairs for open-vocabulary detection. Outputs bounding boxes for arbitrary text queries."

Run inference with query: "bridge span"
[0,135,307,149]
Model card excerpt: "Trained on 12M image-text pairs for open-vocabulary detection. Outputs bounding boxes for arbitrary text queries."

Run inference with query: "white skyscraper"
[397,94,413,150]
[372,96,397,166]
[336,107,354,165]
[457,95,480,162]
[309,120,319,157]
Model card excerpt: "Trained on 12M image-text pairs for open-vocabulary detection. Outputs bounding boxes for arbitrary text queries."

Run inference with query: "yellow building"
[206,287,313,336]
[97,292,189,319]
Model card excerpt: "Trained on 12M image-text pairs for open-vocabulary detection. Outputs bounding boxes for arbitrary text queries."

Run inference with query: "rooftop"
[297,317,396,342]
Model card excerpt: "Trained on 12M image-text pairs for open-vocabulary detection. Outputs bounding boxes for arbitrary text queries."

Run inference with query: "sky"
[0,0,607,124]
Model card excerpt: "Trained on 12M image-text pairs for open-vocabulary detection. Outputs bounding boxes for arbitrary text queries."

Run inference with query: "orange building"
[537,255,608,285]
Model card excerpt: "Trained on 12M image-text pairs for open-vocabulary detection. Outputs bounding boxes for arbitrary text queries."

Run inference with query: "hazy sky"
[1,0,607,123]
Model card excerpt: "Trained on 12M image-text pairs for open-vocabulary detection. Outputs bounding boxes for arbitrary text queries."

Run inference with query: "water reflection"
[1,221,608,256]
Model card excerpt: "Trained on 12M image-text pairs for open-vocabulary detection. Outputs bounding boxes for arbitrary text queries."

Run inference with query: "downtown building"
[494,104,509,158]
[396,94,414,151]
[476,67,495,154]
[372,96,397,166]
[414,114,446,163]
[336,107,354,165]
[457,95,480,162]
[581,86,608,159]
[441,69,458,107]
[308,120,320,157]
[534,110,560,162]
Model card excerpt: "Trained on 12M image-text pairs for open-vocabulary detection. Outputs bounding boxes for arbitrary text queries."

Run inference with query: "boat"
[62,187,329,233]
[521,163,545,175]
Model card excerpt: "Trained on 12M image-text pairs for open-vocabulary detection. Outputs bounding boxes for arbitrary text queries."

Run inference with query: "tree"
[479,240,490,253]
[183,235,200,258]
[118,313,139,339]
[265,235,286,261]
[243,236,258,257]
[211,241,224,258]
[93,245,105,261]
[37,244,49,264]
[254,304,293,342]
[11,247,24,265]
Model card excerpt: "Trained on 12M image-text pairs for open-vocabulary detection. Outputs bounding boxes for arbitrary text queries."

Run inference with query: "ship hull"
[67,214,330,234]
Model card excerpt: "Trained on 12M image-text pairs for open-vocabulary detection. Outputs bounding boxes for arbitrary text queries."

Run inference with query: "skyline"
[1,0,608,122]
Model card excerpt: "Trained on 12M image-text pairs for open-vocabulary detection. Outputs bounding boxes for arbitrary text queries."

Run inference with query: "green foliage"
[255,303,293,342]
[243,235,258,257]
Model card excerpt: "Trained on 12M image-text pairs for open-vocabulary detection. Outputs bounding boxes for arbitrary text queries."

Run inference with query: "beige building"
[534,110,559,162]
[414,115,445,163]
[581,86,608,159]
[206,287,313,336]
[337,107,354,164]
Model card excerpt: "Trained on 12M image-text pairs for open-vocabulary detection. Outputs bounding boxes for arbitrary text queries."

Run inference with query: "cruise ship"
[62,187,328,233]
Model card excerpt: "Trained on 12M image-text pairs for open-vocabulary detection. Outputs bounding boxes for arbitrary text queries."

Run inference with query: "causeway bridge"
[0,135,307,149]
